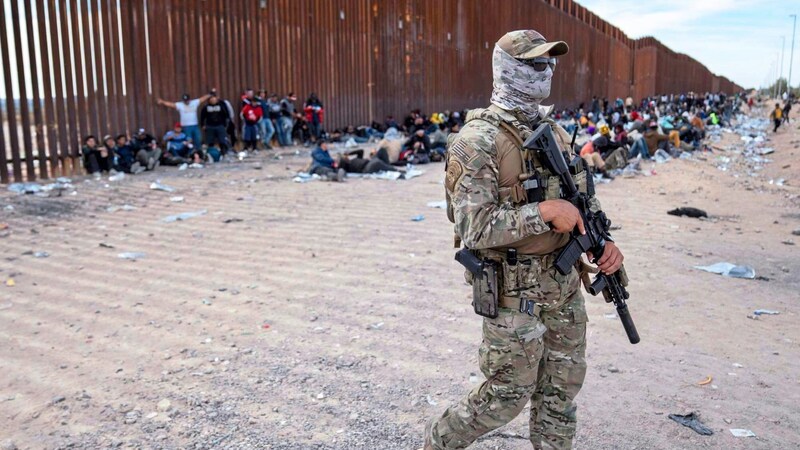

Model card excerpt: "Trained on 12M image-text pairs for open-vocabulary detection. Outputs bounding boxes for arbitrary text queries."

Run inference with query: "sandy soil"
[1,107,799,450]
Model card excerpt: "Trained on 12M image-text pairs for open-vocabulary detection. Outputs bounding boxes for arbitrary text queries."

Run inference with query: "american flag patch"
[450,141,477,164]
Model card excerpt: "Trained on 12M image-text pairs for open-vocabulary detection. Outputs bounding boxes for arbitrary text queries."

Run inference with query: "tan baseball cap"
[496,30,569,59]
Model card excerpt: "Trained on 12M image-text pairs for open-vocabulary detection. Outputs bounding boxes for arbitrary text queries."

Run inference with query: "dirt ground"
[1,107,799,450]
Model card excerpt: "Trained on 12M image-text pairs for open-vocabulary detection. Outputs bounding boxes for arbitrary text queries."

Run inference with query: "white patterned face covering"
[490,44,553,124]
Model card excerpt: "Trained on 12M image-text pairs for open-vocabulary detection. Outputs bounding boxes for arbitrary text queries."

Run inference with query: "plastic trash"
[729,429,756,437]
[106,205,137,213]
[668,413,713,436]
[753,309,779,316]
[178,163,189,171]
[427,200,448,209]
[108,172,125,182]
[383,127,401,140]
[694,262,755,279]
[679,152,693,160]
[169,196,185,203]
[411,215,425,222]
[33,251,50,258]
[654,149,672,163]
[150,181,176,192]
[292,173,320,183]
[7,183,42,194]
[162,209,207,223]
[118,252,145,260]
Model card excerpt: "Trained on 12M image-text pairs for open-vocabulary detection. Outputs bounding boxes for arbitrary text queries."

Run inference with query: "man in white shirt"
[157,89,215,148]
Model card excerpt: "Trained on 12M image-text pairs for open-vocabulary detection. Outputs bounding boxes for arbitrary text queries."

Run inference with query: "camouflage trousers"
[426,269,587,449]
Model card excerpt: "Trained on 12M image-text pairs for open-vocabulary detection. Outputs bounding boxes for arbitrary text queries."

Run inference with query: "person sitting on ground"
[102,135,119,171]
[131,128,155,149]
[592,124,627,170]
[613,123,628,145]
[82,135,113,177]
[131,128,162,170]
[113,134,145,174]
[770,103,783,133]
[375,133,405,166]
[309,139,345,181]
[200,94,231,156]
[642,120,669,156]
[342,125,369,144]
[337,148,403,175]
[163,123,202,165]
[428,123,449,162]
[690,112,705,140]
[579,135,613,179]
[385,115,400,130]
[399,128,431,164]
[410,116,427,134]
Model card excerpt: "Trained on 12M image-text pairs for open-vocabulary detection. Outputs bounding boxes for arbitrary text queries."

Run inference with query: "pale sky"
[577,0,798,89]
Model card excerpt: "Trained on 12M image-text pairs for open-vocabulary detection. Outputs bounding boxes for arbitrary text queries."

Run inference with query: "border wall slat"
[0,0,9,183]
[69,0,89,158]
[10,0,36,180]
[80,0,100,140]
[25,0,49,179]
[2,0,22,182]
[90,0,108,135]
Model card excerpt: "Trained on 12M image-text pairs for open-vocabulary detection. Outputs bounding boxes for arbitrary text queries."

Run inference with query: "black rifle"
[523,123,640,344]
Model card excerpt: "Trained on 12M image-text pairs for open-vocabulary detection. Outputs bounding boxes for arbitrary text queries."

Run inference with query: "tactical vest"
[444,106,588,228]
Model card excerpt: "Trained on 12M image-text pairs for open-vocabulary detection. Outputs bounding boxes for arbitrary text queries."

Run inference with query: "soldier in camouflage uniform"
[423,30,625,450]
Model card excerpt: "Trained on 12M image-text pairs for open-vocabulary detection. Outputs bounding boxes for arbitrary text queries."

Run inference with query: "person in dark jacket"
[399,128,431,164]
[131,128,162,170]
[200,94,230,155]
[82,135,113,176]
[337,148,403,175]
[309,140,345,181]
[113,134,145,174]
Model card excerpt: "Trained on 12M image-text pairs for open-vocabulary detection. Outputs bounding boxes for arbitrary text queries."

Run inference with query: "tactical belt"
[476,248,557,268]
[499,296,542,317]
[475,248,557,319]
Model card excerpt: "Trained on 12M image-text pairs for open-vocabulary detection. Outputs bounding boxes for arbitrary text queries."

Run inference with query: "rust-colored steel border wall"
[0,0,743,183]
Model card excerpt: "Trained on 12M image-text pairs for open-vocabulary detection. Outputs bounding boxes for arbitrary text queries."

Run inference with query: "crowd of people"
[302,108,465,181]
[81,87,328,177]
[81,87,783,182]
[550,91,757,178]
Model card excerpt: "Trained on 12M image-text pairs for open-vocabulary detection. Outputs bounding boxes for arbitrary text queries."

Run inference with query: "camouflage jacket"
[445,104,598,251]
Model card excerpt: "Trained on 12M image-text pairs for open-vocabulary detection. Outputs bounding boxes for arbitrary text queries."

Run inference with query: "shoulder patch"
[445,159,464,192]
[449,140,477,165]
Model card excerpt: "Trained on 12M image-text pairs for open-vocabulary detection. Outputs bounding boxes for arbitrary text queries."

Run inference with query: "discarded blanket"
[667,207,708,218]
